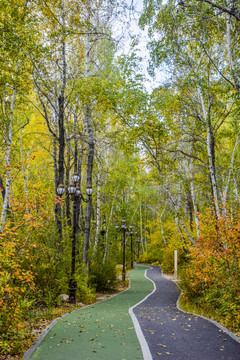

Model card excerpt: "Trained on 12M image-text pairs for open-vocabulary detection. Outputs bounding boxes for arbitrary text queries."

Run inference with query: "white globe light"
[72,173,80,183]
[75,187,81,196]
[68,184,76,194]
[86,185,93,196]
[57,184,65,195]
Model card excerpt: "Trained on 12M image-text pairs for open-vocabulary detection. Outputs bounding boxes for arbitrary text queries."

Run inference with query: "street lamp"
[121,219,126,281]
[86,185,93,196]
[56,178,93,304]
[134,231,137,264]
[129,225,134,269]
[136,239,141,258]
[57,184,65,196]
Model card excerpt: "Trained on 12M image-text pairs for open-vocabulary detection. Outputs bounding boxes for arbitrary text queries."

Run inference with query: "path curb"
[129,266,155,360]
[171,279,240,344]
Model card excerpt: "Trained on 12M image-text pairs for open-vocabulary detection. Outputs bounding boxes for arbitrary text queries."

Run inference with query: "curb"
[170,278,240,344]
[129,266,154,360]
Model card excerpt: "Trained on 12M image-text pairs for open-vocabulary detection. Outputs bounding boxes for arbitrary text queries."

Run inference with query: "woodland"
[0,0,240,357]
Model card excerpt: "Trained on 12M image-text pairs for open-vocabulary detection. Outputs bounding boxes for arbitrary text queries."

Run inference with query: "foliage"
[0,193,50,355]
[75,267,96,304]
[180,210,240,331]
[27,224,71,307]
[89,260,118,292]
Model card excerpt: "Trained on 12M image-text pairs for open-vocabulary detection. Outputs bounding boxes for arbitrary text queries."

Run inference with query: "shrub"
[88,260,117,292]
[179,210,240,331]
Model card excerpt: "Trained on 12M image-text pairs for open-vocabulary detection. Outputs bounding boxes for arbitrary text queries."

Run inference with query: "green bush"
[75,269,95,303]
[88,260,117,292]
[26,224,71,307]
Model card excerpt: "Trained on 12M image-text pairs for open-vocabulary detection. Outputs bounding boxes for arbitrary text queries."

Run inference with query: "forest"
[0,0,239,357]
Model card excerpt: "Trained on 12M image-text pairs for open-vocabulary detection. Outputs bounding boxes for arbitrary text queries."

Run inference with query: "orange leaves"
[180,208,240,330]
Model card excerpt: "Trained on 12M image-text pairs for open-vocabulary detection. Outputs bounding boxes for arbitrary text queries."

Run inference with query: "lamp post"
[134,231,137,264]
[129,224,133,269]
[57,177,93,304]
[121,218,126,281]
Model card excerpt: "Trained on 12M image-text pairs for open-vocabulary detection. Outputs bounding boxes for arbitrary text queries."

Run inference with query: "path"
[133,266,240,360]
[24,265,240,360]
[25,265,153,360]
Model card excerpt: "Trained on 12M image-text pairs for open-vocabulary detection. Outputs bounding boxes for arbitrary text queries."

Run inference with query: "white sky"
[113,0,168,92]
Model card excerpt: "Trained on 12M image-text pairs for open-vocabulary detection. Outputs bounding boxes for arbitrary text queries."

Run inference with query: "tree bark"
[199,90,221,219]
[93,172,101,255]
[222,131,240,214]
[83,106,94,269]
[189,157,200,237]
[1,90,16,228]
[82,29,95,270]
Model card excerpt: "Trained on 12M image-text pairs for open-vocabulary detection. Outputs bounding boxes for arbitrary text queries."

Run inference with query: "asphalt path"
[133,266,240,360]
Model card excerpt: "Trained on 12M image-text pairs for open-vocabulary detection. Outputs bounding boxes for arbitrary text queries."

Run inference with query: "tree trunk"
[226,15,240,92]
[93,172,101,254]
[20,131,29,213]
[1,90,16,228]
[103,184,120,262]
[222,131,240,214]
[83,106,94,269]
[55,0,67,241]
[82,29,95,270]
[65,138,71,225]
[189,157,200,237]
[199,89,220,219]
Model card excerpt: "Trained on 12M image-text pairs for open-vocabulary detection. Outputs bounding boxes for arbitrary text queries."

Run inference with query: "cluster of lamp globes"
[56,173,93,197]
[116,219,137,235]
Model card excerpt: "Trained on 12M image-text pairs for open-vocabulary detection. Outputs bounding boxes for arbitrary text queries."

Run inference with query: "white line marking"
[129,266,156,360]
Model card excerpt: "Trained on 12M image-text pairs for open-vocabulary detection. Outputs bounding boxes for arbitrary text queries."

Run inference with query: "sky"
[113,0,167,93]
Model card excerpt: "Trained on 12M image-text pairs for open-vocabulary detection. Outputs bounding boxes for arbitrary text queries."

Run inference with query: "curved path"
[24,265,240,360]
[25,265,153,360]
[134,266,240,360]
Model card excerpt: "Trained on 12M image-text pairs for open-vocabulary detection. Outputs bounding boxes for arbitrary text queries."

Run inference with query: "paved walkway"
[25,265,240,360]
[134,266,240,360]
[25,265,153,360]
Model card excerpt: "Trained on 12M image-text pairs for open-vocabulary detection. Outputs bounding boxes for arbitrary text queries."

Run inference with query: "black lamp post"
[134,230,137,265]
[121,218,126,281]
[57,177,93,304]
[129,224,133,269]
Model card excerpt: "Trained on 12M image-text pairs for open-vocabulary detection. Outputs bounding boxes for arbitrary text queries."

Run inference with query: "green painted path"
[27,265,153,360]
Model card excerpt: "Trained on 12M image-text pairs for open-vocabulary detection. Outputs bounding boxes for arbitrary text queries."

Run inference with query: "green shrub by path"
[88,260,118,291]
[28,265,153,360]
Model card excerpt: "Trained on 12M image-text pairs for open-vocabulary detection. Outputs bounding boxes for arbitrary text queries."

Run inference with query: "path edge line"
[173,280,240,344]
[129,266,156,360]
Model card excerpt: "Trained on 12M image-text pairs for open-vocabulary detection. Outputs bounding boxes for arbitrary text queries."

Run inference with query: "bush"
[179,210,240,331]
[89,260,117,292]
[75,268,96,304]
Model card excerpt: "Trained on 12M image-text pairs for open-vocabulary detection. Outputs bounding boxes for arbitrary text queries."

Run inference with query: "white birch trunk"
[199,89,221,219]
[93,172,101,254]
[1,90,17,228]
[179,218,196,246]
[20,131,29,213]
[226,14,240,92]
[189,157,200,237]
[103,184,120,262]
[222,131,240,214]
